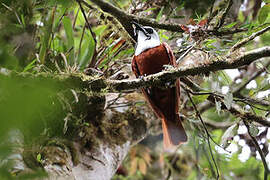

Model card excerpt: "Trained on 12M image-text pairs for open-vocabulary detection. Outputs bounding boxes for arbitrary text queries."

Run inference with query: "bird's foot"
[138,74,147,80]
[165,81,175,88]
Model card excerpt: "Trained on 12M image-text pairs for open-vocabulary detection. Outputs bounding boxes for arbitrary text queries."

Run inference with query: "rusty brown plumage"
[132,42,187,149]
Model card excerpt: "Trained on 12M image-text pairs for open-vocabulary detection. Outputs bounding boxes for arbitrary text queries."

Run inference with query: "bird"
[131,22,187,149]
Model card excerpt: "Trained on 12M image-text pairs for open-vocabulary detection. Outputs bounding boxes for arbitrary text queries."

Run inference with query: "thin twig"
[165,146,182,180]
[202,143,216,176]
[207,28,248,36]
[105,93,123,109]
[183,79,270,118]
[181,59,270,113]
[176,43,197,64]
[186,90,220,179]
[231,26,270,52]
[87,0,247,38]
[207,0,215,27]
[234,99,270,112]
[243,120,269,180]
[214,0,233,30]
[78,19,87,62]
[205,95,270,128]
[1,3,23,26]
[77,0,97,44]
[73,8,80,29]
[233,60,270,95]
[184,87,231,153]
[77,0,99,68]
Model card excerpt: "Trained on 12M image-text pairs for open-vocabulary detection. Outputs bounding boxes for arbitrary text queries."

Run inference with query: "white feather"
[135,27,160,56]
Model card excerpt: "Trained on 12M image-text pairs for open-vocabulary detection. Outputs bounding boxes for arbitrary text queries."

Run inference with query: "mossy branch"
[81,0,182,40]
[83,0,247,39]
[5,46,270,93]
[107,46,270,92]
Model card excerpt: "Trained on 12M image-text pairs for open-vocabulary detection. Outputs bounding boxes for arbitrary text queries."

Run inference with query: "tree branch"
[108,46,270,92]
[233,60,270,96]
[206,95,270,127]
[5,46,270,94]
[243,120,269,180]
[183,84,270,127]
[84,0,183,39]
[230,25,270,52]
[186,90,220,179]
[85,0,249,38]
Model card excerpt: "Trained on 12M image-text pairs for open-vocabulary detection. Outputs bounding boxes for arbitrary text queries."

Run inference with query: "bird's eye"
[145,28,154,34]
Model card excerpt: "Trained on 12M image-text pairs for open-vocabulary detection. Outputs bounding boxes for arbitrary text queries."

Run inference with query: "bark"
[3,76,155,180]
[5,46,270,93]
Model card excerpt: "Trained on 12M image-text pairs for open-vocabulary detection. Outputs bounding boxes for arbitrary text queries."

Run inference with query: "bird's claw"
[138,74,147,80]
[165,81,175,88]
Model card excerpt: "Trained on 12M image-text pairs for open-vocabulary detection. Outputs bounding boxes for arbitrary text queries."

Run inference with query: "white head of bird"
[132,22,161,56]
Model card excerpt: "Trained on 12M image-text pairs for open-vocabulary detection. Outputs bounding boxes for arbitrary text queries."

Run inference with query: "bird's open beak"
[131,21,150,38]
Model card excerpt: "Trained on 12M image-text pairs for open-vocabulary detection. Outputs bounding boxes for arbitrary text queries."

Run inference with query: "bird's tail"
[161,115,187,149]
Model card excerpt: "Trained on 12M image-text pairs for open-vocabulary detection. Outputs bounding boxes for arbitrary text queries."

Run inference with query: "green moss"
[125,108,147,142]
[23,145,43,169]
[100,112,129,145]
[76,105,147,150]
[22,87,147,168]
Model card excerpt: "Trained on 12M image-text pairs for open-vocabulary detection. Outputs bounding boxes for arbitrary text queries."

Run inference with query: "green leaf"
[223,22,237,29]
[204,39,217,45]
[78,32,95,70]
[249,123,259,137]
[53,7,67,32]
[156,6,164,21]
[258,4,270,24]
[135,101,145,106]
[176,1,185,11]
[238,11,245,23]
[160,32,169,40]
[39,16,53,64]
[212,129,223,142]
[204,39,217,49]
[20,14,26,28]
[215,100,222,115]
[224,92,233,110]
[260,81,270,91]
[36,153,42,163]
[144,7,157,12]
[62,16,75,64]
[93,25,107,36]
[48,0,73,8]
[23,59,37,72]
[221,123,238,148]
[192,94,209,104]
[219,71,232,84]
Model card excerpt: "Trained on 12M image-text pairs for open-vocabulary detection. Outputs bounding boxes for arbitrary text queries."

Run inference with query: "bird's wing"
[131,56,140,78]
[132,56,163,118]
[162,42,177,66]
[162,42,180,113]
[162,43,187,148]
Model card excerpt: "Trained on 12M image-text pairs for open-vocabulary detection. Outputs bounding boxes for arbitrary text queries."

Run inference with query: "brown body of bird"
[131,22,187,149]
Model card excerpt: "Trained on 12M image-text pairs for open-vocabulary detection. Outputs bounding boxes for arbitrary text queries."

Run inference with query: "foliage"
[0,0,270,179]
